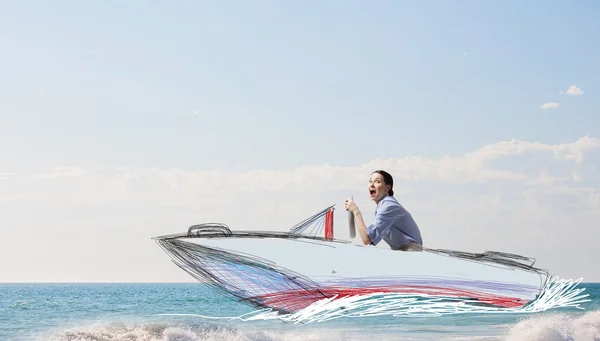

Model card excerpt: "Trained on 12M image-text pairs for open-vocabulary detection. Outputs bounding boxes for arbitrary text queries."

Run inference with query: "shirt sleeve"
[366,200,402,245]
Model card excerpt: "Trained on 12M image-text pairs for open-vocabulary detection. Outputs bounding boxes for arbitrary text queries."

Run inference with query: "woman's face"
[368,173,390,202]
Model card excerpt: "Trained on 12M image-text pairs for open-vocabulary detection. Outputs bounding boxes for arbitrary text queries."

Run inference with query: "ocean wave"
[35,310,600,341]
[43,321,358,341]
[504,310,600,341]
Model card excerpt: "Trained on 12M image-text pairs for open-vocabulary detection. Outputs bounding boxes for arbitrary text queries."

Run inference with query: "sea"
[2,282,599,341]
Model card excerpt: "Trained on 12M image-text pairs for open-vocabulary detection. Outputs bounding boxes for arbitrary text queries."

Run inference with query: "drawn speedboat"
[153,204,552,315]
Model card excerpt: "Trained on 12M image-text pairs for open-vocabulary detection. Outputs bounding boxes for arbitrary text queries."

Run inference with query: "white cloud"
[34,166,87,179]
[1,136,599,283]
[23,136,599,202]
[566,85,584,96]
[541,102,559,109]
[572,170,581,182]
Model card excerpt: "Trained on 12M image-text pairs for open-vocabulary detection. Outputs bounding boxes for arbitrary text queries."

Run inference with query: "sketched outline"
[154,204,590,323]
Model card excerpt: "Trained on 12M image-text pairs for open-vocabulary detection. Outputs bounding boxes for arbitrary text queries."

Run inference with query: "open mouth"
[369,189,376,197]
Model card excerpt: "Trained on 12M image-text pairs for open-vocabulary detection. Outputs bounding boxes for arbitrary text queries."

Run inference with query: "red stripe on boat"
[247,285,529,313]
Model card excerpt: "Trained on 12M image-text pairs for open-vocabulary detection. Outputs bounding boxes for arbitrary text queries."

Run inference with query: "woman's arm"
[345,198,400,246]
[345,198,372,245]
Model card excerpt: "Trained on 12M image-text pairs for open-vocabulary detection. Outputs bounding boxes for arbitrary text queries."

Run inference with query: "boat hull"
[156,233,549,314]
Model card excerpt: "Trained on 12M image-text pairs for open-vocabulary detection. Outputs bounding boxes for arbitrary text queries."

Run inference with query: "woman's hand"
[345,199,361,215]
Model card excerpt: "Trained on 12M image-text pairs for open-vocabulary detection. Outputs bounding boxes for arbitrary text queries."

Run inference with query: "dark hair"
[372,170,394,196]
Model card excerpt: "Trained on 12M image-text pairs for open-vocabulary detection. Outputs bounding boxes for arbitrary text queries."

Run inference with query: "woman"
[345,170,423,251]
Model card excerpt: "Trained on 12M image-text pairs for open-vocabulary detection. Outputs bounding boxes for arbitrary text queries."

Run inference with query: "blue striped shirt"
[366,195,423,250]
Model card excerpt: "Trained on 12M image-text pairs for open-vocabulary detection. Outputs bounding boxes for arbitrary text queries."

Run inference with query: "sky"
[1,1,600,283]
